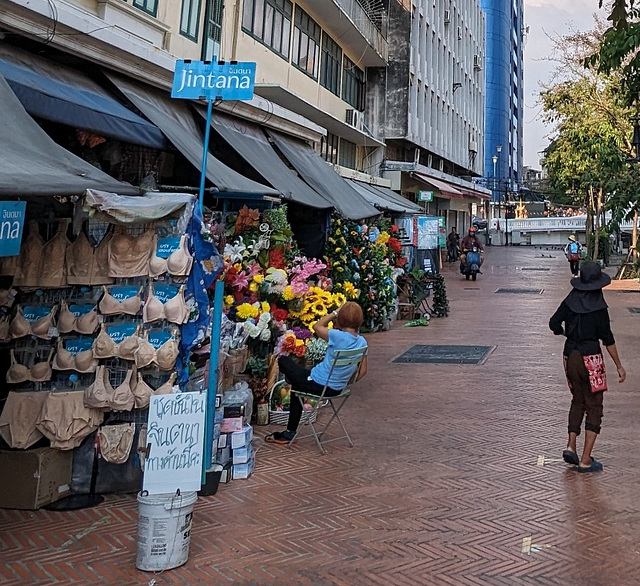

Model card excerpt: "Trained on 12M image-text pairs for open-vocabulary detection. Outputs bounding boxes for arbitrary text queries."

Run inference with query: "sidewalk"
[2,247,639,585]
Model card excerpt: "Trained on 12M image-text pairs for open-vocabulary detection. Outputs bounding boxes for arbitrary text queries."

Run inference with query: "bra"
[6,349,53,384]
[108,226,156,278]
[52,339,99,374]
[10,305,57,340]
[98,286,142,316]
[57,300,99,335]
[39,220,70,288]
[143,285,189,324]
[84,366,135,412]
[92,324,141,360]
[149,235,193,277]
[13,221,45,287]
[66,229,114,286]
[132,372,177,408]
[134,332,179,371]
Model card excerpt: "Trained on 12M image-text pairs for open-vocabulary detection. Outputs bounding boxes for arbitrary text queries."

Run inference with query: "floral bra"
[10,305,57,340]
[57,300,99,335]
[149,235,193,278]
[6,349,53,384]
[143,285,189,324]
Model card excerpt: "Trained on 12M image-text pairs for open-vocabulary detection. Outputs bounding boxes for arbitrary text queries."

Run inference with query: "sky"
[523,0,608,168]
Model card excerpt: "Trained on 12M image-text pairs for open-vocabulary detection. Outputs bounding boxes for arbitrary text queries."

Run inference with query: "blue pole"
[198,99,213,211]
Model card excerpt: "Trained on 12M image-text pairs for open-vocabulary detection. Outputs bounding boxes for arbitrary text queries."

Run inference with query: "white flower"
[224,239,247,263]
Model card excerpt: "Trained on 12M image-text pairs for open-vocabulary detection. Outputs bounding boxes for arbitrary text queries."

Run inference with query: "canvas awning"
[108,74,279,196]
[0,45,166,149]
[348,180,419,214]
[365,183,423,213]
[0,73,139,196]
[267,130,379,220]
[459,187,491,201]
[412,172,464,199]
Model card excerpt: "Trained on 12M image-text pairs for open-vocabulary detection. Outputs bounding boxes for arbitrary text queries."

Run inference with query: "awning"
[460,187,491,201]
[367,183,424,213]
[412,172,464,199]
[204,112,332,210]
[348,180,420,214]
[107,74,279,196]
[267,130,379,220]
[0,45,166,149]
[0,73,139,196]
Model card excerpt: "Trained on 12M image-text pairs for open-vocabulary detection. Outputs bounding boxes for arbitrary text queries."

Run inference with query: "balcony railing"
[333,0,389,62]
[509,215,634,232]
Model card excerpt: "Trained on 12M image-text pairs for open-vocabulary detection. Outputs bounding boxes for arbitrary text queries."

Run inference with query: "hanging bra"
[92,324,141,360]
[10,305,57,340]
[149,235,193,278]
[83,366,135,412]
[134,332,179,371]
[143,285,189,324]
[6,349,54,384]
[132,372,177,408]
[40,220,70,288]
[66,229,115,286]
[13,221,45,287]
[52,338,98,374]
[57,300,99,335]
[98,286,142,316]
[108,225,156,278]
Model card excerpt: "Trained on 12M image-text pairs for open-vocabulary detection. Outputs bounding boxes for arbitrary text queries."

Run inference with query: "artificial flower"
[236,303,259,320]
[253,274,264,284]
[224,240,247,264]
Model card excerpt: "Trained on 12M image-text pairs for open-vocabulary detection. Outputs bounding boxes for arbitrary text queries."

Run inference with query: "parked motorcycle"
[460,247,481,281]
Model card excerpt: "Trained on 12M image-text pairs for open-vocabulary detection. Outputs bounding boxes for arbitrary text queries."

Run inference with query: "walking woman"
[549,262,626,472]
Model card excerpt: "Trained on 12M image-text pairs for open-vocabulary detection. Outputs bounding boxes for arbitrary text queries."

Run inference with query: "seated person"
[459,226,485,266]
[265,302,368,445]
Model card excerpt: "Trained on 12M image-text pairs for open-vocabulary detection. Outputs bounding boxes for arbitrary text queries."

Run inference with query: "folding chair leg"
[287,394,326,455]
[318,397,353,447]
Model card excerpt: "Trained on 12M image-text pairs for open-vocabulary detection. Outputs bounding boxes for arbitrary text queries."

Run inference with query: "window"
[320,33,342,96]
[242,0,292,58]
[180,0,202,41]
[339,139,357,170]
[321,133,339,165]
[342,56,365,111]
[292,7,320,78]
[202,0,223,60]
[133,0,157,17]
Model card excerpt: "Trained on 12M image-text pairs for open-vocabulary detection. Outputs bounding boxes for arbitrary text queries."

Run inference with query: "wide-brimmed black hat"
[571,261,611,291]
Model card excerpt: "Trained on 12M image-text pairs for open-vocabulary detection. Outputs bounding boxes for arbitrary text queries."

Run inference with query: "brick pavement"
[2,247,640,585]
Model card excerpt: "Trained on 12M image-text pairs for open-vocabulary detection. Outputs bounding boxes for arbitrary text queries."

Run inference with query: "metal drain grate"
[392,345,495,365]
[628,307,640,313]
[495,288,544,295]
[521,267,550,271]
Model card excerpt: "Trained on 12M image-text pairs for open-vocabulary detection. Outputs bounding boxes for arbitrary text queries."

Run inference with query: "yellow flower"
[261,301,270,313]
[295,339,304,347]
[249,282,258,292]
[334,293,347,306]
[377,231,390,245]
[224,295,234,306]
[233,263,242,272]
[343,282,357,298]
[236,303,259,319]
[253,274,264,284]
[283,286,295,300]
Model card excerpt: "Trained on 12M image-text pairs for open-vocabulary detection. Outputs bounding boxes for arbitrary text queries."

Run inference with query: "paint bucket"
[136,491,197,571]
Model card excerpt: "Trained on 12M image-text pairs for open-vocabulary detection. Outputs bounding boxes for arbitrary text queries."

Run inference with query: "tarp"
[412,172,464,199]
[348,180,407,213]
[267,130,379,220]
[108,74,279,196]
[204,111,332,209]
[0,45,166,149]
[349,180,423,214]
[369,184,424,213]
[0,74,140,196]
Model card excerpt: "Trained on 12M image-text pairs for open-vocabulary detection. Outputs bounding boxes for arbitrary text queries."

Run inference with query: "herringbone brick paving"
[1,247,639,585]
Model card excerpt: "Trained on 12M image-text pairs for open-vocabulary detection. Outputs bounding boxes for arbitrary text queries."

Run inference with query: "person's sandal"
[562,450,580,466]
[578,458,603,473]
[265,431,295,445]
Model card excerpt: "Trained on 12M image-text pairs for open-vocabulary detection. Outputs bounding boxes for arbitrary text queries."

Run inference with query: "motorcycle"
[461,246,481,281]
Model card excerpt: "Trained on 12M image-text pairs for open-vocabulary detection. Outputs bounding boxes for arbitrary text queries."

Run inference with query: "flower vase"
[256,402,269,426]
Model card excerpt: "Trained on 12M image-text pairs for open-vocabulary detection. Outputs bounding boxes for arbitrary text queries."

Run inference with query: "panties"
[0,391,46,449]
[98,423,135,464]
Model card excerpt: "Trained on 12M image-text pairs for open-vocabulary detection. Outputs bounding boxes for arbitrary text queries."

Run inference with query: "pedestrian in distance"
[549,261,626,473]
[447,227,460,262]
[564,235,582,277]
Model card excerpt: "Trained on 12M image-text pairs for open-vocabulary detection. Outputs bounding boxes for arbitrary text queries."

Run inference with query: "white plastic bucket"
[136,491,198,572]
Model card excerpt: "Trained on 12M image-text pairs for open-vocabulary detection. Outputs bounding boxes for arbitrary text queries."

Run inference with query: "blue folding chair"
[288,347,368,454]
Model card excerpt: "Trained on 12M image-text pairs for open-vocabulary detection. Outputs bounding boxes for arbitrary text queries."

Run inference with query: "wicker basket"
[268,379,317,426]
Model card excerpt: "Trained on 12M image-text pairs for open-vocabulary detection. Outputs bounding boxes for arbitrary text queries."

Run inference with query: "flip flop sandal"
[562,450,580,466]
[578,458,603,473]
[264,433,291,445]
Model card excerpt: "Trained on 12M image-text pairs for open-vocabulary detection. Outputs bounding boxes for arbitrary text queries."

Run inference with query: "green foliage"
[426,272,450,318]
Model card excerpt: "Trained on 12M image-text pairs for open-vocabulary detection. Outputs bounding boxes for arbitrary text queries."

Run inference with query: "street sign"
[171,60,256,101]
[418,190,434,202]
[0,201,26,257]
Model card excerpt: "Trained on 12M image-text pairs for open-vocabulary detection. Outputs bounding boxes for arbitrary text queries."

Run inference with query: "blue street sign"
[0,201,26,257]
[171,60,256,101]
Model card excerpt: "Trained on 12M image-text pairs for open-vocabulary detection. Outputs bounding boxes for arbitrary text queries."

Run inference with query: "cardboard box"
[220,417,243,433]
[214,408,224,424]
[217,432,229,449]
[232,458,255,480]
[232,443,253,465]
[216,445,231,465]
[0,448,72,510]
[230,425,253,449]
[223,404,245,419]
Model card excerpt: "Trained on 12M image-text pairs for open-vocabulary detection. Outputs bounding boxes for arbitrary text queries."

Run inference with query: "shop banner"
[0,201,26,257]
[171,60,256,101]
[144,392,206,494]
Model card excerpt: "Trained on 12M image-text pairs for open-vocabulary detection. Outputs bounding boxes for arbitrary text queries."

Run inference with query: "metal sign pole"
[198,98,214,211]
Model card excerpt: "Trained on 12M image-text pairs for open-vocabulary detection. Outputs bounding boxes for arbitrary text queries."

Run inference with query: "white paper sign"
[143,392,206,494]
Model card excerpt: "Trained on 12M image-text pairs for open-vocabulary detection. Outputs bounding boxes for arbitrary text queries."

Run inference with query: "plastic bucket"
[136,491,198,572]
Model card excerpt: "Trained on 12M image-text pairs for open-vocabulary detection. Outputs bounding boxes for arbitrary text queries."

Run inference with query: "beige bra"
[92,324,140,360]
[52,338,98,374]
[143,285,189,324]
[57,300,99,335]
[13,221,44,287]
[66,230,114,286]
[149,235,193,277]
[132,372,176,408]
[10,305,57,340]
[6,349,54,384]
[84,366,135,412]
[108,226,156,278]
[99,286,142,316]
[40,220,70,288]
[134,332,179,371]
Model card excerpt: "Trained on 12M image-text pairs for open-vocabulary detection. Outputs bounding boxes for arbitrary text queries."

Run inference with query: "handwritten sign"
[144,392,206,494]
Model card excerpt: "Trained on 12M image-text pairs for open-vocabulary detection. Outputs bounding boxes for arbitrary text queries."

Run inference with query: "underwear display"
[143,285,189,324]
[0,391,47,449]
[92,324,141,360]
[0,315,9,343]
[107,225,156,278]
[39,220,70,288]
[6,349,54,384]
[83,366,135,412]
[57,300,99,335]
[134,332,179,370]
[149,235,193,278]
[13,221,44,287]
[36,391,104,450]
[52,338,99,373]
[66,230,115,286]
[132,372,176,408]
[98,286,142,316]
[0,289,16,308]
[97,423,135,464]
[10,305,57,340]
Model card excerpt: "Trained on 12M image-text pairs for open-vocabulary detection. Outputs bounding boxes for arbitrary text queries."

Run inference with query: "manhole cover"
[521,267,550,271]
[495,288,544,295]
[392,345,495,365]
[628,307,640,313]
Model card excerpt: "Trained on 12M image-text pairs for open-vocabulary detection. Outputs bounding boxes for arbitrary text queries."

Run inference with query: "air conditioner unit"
[469,139,478,153]
[444,10,451,24]
[473,54,482,70]
[345,108,364,132]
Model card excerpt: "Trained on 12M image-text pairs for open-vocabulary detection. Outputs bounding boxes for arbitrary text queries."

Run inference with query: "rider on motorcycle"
[459,227,485,267]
